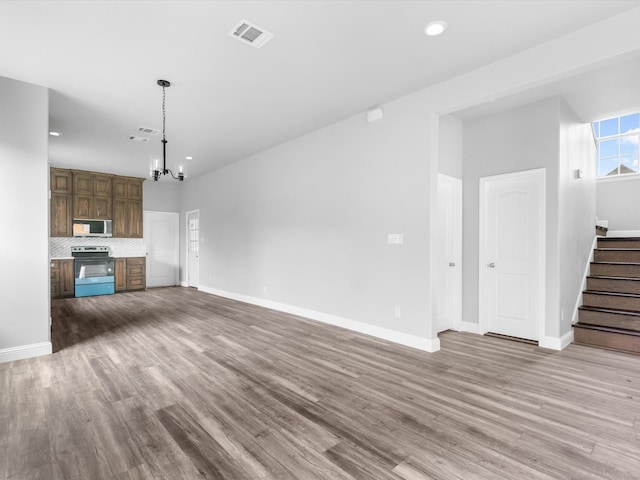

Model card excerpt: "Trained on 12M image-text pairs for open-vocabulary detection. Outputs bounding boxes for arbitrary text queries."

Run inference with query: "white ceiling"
[453,53,640,122]
[1,1,639,180]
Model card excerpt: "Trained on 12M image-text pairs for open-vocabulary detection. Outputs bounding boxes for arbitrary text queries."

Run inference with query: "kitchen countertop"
[51,256,145,260]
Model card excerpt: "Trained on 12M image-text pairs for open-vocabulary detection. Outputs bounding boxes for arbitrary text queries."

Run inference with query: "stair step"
[586,275,640,294]
[578,306,640,331]
[573,323,640,354]
[597,237,640,249]
[594,249,640,262]
[582,290,640,311]
[589,262,640,278]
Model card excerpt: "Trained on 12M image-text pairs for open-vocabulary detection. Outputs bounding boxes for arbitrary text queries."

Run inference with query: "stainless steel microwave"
[72,219,113,237]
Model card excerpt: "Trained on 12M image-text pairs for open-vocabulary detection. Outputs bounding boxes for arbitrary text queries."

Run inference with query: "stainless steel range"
[71,246,115,297]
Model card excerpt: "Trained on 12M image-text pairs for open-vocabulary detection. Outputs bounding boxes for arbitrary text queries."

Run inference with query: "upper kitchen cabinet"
[51,168,73,194]
[72,170,113,219]
[112,177,144,238]
[51,168,144,238]
[50,168,72,237]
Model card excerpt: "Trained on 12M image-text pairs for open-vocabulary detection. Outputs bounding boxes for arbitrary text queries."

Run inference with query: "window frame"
[594,114,640,179]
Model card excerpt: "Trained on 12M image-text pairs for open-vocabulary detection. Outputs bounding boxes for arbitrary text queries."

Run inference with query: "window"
[593,113,640,177]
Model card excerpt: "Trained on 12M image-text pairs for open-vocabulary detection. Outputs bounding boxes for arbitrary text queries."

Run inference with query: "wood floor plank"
[155,403,254,480]
[2,287,640,479]
[5,424,54,480]
[112,397,204,480]
[47,410,102,480]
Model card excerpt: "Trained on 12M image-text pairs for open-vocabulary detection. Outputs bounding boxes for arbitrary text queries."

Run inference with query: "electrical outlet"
[263,285,267,293]
[394,306,401,318]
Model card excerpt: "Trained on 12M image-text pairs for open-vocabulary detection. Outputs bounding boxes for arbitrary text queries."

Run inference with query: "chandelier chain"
[162,86,166,139]
[151,79,184,181]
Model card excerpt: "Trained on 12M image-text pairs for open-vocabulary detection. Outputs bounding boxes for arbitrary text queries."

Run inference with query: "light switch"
[388,234,403,244]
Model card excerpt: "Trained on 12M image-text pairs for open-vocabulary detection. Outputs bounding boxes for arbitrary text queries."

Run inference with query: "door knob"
[449,262,456,267]
[488,262,496,268]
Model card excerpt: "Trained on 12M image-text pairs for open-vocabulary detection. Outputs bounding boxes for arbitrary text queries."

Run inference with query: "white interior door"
[144,211,179,288]
[186,210,199,288]
[436,174,462,332]
[479,169,545,341]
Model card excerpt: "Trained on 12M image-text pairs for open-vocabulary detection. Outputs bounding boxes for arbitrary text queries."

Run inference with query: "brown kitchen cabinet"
[51,168,143,237]
[114,257,146,292]
[126,257,146,290]
[72,170,113,219]
[113,177,144,238]
[114,258,127,291]
[51,259,74,298]
[50,168,73,237]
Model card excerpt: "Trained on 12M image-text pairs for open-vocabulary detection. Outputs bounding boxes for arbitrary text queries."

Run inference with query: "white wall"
[558,100,597,336]
[181,96,434,345]
[438,114,463,178]
[461,97,595,344]
[178,9,640,352]
[0,76,50,362]
[461,98,561,339]
[144,181,181,213]
[596,176,640,231]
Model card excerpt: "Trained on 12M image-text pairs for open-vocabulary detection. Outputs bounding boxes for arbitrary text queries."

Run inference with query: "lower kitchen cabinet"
[51,259,74,298]
[115,258,127,291]
[115,257,146,292]
[126,257,146,290]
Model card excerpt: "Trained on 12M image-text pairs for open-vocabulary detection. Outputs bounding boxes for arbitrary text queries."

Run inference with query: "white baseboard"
[539,330,574,351]
[460,321,481,334]
[179,280,188,287]
[0,342,52,364]
[199,285,440,353]
[606,230,640,237]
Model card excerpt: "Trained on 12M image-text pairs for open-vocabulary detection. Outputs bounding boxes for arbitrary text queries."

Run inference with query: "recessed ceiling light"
[185,156,192,160]
[425,20,447,36]
[49,131,60,136]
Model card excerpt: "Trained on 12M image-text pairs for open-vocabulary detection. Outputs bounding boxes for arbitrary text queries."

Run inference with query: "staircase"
[575,237,640,354]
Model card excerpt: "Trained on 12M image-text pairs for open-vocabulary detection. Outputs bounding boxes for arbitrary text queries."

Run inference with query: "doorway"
[186,209,200,288]
[144,211,179,288]
[436,174,462,332]
[479,168,545,341]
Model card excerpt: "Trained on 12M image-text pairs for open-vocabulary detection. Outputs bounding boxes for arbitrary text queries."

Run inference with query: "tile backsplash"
[50,237,145,258]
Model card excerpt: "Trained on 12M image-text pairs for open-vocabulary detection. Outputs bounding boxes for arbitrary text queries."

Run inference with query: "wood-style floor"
[2,287,640,479]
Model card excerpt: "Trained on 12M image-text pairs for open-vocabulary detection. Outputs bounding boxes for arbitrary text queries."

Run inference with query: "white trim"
[0,342,52,364]
[606,230,640,238]
[596,173,640,184]
[437,174,463,333]
[460,321,481,334]
[539,330,574,351]
[185,209,200,288]
[199,285,441,353]
[572,235,597,325]
[478,168,546,341]
[179,280,188,287]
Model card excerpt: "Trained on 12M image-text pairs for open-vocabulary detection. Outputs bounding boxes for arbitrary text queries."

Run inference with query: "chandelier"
[150,79,185,181]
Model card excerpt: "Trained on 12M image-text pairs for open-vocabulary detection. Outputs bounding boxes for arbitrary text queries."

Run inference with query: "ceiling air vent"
[137,126,159,135]
[128,135,149,143]
[229,19,274,48]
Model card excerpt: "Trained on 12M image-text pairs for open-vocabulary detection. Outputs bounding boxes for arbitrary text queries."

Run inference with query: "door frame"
[478,168,546,341]
[437,173,462,333]
[185,209,200,288]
